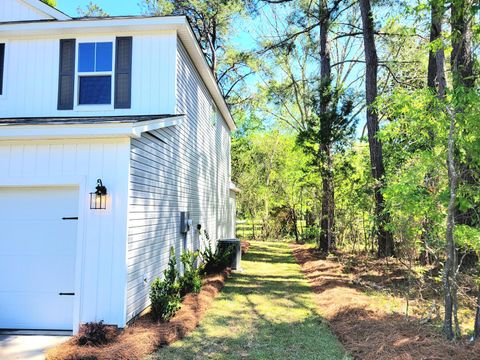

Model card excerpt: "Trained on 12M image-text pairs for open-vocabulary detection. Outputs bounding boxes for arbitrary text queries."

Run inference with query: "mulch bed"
[46,269,230,360]
[291,244,480,360]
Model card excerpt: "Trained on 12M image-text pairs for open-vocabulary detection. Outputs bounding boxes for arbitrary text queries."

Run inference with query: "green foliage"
[200,230,235,274]
[40,0,57,7]
[179,250,202,297]
[77,2,109,17]
[302,226,319,243]
[150,247,181,322]
[233,128,315,240]
[455,225,480,253]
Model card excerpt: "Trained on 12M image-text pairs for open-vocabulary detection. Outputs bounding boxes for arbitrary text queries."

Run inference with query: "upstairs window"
[0,43,5,96]
[58,37,132,110]
[78,42,113,105]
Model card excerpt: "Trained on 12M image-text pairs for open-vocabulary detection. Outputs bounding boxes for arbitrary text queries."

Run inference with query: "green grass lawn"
[151,241,349,360]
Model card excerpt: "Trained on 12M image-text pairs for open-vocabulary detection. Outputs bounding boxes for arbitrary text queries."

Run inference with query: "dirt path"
[291,244,480,360]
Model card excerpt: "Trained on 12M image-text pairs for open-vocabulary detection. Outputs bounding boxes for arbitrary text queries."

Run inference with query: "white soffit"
[0,115,184,140]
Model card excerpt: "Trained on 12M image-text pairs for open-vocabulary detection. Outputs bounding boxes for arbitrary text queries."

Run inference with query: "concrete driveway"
[0,333,70,360]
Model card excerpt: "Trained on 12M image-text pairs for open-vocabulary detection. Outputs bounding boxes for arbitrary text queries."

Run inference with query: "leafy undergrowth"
[46,270,229,360]
[152,241,349,360]
[292,244,480,360]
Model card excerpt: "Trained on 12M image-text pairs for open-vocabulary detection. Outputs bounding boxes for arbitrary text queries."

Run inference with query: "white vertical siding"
[125,38,232,321]
[0,138,131,327]
[0,0,52,22]
[0,32,177,117]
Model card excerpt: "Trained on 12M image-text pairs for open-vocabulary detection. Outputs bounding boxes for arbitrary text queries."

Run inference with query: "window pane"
[79,76,111,105]
[78,43,95,72]
[96,42,113,72]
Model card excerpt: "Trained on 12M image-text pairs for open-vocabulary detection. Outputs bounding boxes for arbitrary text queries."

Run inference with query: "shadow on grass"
[151,241,349,360]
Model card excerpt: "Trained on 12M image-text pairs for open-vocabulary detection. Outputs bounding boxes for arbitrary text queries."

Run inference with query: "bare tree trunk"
[327,150,335,250]
[320,167,330,252]
[359,0,394,257]
[449,0,477,338]
[474,293,480,339]
[292,207,300,243]
[319,145,335,252]
[451,0,474,90]
[427,0,446,97]
[443,106,458,340]
[317,0,335,253]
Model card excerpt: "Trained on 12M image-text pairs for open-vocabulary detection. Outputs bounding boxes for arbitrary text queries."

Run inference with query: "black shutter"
[0,44,5,96]
[115,37,132,109]
[57,39,76,110]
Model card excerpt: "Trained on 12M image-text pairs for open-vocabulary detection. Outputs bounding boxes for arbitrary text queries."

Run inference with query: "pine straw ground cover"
[291,244,480,360]
[46,270,229,360]
[151,241,349,360]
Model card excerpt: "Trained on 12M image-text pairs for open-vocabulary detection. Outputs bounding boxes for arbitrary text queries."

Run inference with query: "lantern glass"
[90,179,107,209]
[90,192,106,209]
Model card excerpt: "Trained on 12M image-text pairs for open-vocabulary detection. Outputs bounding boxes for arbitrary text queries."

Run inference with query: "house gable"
[0,0,70,23]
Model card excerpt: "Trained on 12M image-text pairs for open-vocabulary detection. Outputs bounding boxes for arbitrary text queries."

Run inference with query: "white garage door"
[0,187,78,330]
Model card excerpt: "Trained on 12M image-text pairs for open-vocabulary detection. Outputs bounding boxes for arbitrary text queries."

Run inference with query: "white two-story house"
[0,0,238,333]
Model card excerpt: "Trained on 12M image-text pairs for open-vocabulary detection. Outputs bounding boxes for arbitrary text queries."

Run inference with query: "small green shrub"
[179,250,202,297]
[150,247,181,322]
[200,230,235,275]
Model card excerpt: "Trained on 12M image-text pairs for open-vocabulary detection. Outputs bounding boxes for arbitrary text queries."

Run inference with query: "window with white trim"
[78,42,113,105]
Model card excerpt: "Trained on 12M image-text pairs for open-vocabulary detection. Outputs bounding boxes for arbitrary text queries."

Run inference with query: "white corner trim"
[0,115,185,140]
[21,0,71,21]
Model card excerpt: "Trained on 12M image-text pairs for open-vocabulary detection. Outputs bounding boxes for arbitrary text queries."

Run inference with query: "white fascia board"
[0,16,236,132]
[0,115,184,141]
[0,16,187,36]
[21,0,71,20]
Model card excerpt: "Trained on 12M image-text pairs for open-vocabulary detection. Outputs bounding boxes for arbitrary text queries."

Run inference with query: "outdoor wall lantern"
[90,179,107,210]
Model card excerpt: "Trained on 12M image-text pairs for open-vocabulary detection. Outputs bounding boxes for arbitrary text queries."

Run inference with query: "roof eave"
[0,115,184,141]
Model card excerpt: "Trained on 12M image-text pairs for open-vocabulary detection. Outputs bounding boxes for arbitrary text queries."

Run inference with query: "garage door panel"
[0,255,75,292]
[0,292,73,330]
[0,221,76,255]
[0,188,78,220]
[0,186,78,330]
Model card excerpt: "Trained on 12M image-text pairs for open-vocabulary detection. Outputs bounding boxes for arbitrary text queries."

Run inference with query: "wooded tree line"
[53,0,480,342]
[137,0,480,340]
[231,0,480,341]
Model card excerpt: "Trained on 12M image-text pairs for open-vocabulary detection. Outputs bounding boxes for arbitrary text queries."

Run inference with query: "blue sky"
[57,0,141,17]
